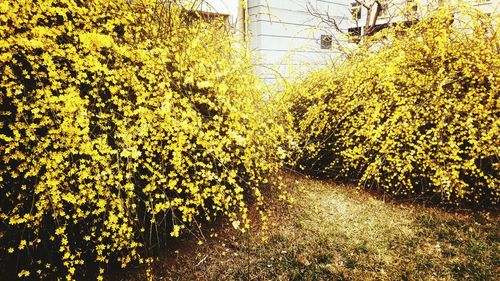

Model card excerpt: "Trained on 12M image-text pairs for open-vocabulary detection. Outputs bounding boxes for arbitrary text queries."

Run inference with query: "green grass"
[119,173,499,280]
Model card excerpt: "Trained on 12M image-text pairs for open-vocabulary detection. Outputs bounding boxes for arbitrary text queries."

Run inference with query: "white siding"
[346,0,500,33]
[199,0,499,85]
[247,0,349,83]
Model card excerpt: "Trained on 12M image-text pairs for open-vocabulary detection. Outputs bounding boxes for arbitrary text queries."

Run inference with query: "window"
[320,34,332,49]
[373,23,390,33]
[351,2,362,20]
[347,27,361,43]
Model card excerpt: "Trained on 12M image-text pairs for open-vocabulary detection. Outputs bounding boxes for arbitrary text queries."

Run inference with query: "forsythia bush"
[0,0,287,279]
[287,5,499,205]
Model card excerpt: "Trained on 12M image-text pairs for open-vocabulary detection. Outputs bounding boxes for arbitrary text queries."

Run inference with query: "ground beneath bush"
[116,173,499,281]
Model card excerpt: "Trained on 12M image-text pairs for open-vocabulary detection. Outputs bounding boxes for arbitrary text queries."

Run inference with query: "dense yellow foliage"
[287,5,499,205]
[0,0,287,279]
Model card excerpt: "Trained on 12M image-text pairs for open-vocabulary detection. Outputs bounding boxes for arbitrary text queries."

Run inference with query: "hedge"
[286,5,499,206]
[0,0,287,279]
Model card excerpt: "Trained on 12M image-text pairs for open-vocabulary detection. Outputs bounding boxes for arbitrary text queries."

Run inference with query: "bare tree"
[306,0,408,42]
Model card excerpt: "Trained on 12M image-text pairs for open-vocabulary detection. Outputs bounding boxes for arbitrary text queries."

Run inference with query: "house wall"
[196,0,499,84]
[346,0,499,35]
[247,0,499,84]
[247,0,349,84]
[193,1,249,43]
[195,0,241,25]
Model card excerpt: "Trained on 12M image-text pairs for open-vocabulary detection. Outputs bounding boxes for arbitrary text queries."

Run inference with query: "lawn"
[116,173,499,281]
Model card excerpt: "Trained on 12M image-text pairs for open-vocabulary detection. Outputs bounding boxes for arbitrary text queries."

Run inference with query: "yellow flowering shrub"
[0,0,286,279]
[287,5,499,206]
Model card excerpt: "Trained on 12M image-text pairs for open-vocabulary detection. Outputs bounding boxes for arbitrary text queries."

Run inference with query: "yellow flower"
[231,220,241,229]
[18,270,30,278]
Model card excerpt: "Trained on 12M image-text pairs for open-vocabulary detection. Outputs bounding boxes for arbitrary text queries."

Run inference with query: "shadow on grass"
[120,172,499,281]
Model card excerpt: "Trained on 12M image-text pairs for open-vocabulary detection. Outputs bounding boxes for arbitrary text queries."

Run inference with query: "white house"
[199,0,499,83]
[347,0,499,37]
[245,0,349,84]
[198,0,347,83]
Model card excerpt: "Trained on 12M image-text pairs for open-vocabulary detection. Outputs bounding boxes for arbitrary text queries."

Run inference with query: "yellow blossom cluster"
[0,0,287,279]
[286,5,499,206]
